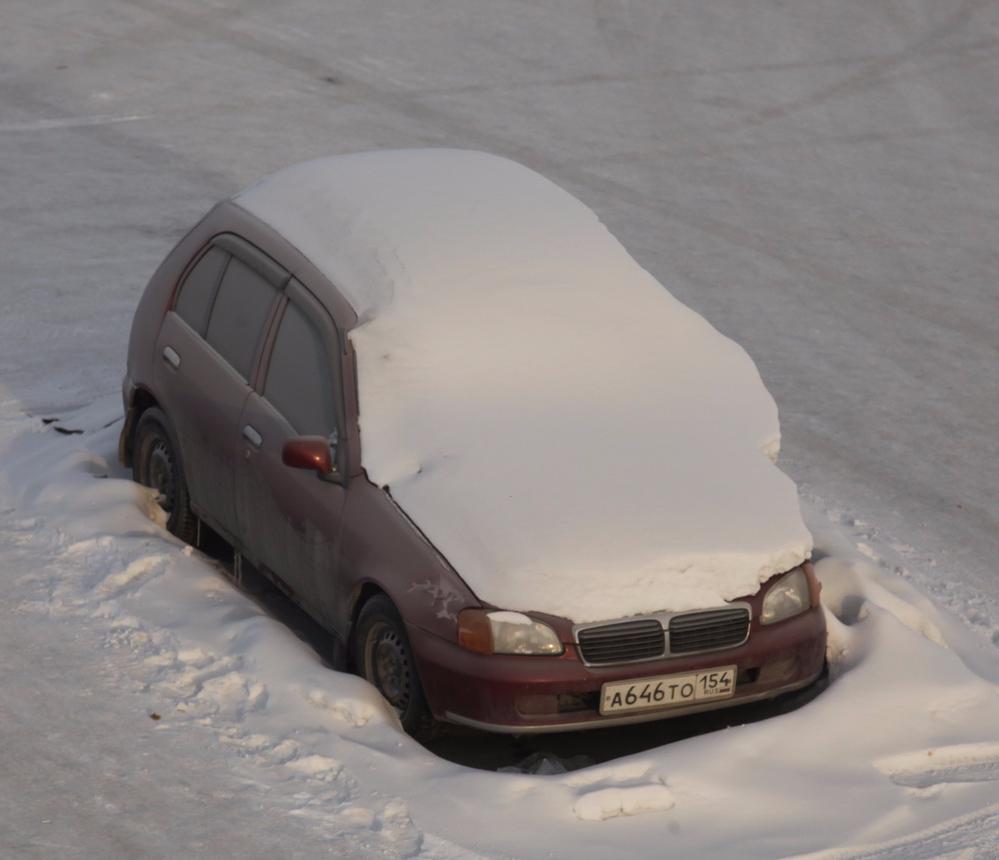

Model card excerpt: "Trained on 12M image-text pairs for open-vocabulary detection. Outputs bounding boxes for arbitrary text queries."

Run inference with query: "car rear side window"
[264,301,337,437]
[174,246,228,336]
[205,257,279,380]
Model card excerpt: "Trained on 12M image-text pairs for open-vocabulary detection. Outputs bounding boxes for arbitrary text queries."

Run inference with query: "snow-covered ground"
[2,1,997,857]
[4,399,999,858]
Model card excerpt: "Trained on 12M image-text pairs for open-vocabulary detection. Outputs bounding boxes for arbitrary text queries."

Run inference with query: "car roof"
[233,149,617,325]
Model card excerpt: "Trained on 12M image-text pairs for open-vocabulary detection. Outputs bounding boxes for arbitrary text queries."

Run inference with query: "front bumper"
[409,602,827,733]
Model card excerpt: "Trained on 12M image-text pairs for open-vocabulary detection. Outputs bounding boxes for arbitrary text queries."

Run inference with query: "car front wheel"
[353,594,432,738]
[133,407,197,545]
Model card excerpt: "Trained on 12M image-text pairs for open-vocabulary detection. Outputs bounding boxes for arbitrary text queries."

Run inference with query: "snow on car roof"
[236,150,811,622]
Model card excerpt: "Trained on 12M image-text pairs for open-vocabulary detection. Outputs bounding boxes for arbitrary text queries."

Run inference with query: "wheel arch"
[347,581,389,651]
[121,386,161,468]
[132,403,198,544]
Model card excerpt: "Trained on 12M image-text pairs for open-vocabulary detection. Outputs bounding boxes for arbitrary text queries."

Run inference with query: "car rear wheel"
[134,407,198,545]
[353,594,432,738]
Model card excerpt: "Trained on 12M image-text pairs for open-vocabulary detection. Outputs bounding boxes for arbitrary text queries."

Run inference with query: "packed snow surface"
[3,0,999,856]
[237,150,811,621]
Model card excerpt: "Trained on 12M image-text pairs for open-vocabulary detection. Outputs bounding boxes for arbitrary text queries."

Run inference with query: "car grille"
[576,606,752,666]
[668,608,750,654]
[577,619,666,666]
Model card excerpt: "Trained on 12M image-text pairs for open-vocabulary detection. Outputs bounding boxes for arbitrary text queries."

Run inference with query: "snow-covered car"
[119,149,826,735]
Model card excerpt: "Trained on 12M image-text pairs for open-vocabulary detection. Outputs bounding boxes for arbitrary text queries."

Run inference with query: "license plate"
[599,666,736,715]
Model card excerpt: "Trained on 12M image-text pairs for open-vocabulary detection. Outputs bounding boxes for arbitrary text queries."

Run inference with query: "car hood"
[236,149,812,623]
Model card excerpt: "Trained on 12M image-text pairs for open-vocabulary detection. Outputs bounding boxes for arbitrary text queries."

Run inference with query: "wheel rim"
[146,438,176,514]
[365,621,412,713]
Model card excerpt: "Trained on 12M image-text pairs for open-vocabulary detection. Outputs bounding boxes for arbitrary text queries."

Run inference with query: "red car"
[120,150,826,736]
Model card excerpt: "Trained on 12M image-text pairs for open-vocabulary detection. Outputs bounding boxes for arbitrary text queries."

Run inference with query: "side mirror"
[282,436,334,477]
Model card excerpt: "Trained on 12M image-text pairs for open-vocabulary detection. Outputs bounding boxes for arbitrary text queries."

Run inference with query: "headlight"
[458,609,564,655]
[760,567,811,625]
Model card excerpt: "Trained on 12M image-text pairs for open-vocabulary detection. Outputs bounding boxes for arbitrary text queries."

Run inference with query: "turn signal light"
[458,608,493,654]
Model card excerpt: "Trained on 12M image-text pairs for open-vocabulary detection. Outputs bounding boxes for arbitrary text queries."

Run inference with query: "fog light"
[556,693,595,713]
[516,694,558,716]
[758,656,798,684]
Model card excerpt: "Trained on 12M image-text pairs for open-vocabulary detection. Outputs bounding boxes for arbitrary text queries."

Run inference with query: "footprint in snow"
[97,554,169,598]
[572,784,675,821]
[299,686,379,728]
[564,761,675,821]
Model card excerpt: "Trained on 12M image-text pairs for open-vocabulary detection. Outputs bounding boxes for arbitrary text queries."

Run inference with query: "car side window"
[204,256,279,380]
[264,300,338,437]
[174,246,228,336]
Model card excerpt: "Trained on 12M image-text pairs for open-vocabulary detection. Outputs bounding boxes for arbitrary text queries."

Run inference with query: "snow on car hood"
[236,149,812,623]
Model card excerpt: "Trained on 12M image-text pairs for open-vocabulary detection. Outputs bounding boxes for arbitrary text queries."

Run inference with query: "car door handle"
[162,346,181,369]
[242,425,263,448]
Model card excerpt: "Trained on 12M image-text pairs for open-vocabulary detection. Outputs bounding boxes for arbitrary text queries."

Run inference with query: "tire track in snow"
[785,802,999,860]
[720,0,995,133]
[0,114,146,133]
[876,742,999,789]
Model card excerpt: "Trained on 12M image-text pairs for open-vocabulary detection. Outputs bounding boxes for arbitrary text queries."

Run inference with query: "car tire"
[133,407,198,545]
[353,594,433,738]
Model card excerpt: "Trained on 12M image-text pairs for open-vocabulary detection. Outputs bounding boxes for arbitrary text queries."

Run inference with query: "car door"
[154,236,285,541]
[235,280,347,626]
